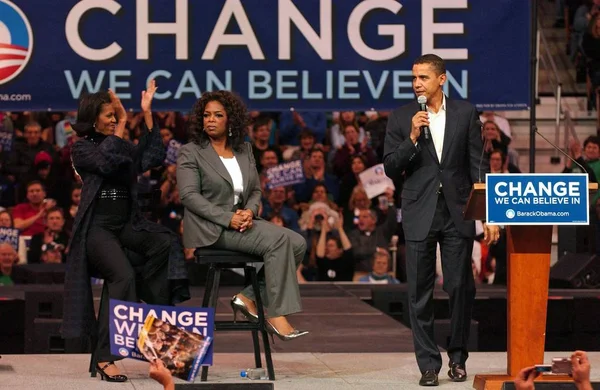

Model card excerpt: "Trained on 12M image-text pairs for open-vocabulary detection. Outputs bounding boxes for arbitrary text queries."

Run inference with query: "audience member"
[294,148,339,204]
[13,181,57,236]
[260,186,300,231]
[332,124,377,178]
[328,111,365,150]
[279,111,327,145]
[5,121,58,183]
[315,212,353,282]
[149,359,175,390]
[28,207,69,264]
[348,205,397,275]
[514,350,592,390]
[358,248,400,284]
[0,242,18,286]
[0,210,13,228]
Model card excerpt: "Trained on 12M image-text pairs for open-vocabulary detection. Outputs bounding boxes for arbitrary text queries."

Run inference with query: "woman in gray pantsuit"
[177,90,308,340]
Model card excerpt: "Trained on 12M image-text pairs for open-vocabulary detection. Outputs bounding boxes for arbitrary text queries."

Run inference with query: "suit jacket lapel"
[441,98,457,166]
[199,144,234,189]
[425,135,440,165]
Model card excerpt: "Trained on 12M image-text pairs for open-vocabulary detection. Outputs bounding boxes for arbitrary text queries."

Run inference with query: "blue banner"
[0,227,19,251]
[486,174,590,225]
[0,0,530,111]
[109,299,215,365]
[266,159,305,189]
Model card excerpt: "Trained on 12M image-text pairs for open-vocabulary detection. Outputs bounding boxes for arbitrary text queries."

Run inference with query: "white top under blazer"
[220,156,244,205]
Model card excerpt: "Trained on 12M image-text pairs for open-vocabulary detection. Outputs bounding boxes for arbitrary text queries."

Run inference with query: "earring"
[228,127,232,137]
[93,123,96,128]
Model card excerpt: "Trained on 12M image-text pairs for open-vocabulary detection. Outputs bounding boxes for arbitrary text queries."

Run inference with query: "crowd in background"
[0,108,528,287]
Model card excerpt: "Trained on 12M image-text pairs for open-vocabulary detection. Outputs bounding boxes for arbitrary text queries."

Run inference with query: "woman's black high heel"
[96,362,128,382]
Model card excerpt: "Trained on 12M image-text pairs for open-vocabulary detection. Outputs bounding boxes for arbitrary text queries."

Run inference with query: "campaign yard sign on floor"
[486,174,589,225]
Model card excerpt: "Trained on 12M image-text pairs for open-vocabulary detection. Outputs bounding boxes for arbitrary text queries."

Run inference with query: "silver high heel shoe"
[265,321,309,342]
[230,295,259,323]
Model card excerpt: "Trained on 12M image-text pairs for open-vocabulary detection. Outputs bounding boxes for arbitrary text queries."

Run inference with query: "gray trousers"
[212,220,307,317]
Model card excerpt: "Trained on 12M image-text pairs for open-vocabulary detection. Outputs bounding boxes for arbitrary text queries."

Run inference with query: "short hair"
[260,147,279,159]
[414,54,446,76]
[490,149,507,165]
[26,180,45,192]
[583,136,600,149]
[298,128,315,140]
[308,147,325,158]
[252,116,271,133]
[327,236,342,249]
[24,121,41,131]
[371,248,391,266]
[46,207,64,218]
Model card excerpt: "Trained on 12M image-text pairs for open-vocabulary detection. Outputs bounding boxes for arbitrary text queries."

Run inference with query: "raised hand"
[108,89,126,121]
[141,79,157,113]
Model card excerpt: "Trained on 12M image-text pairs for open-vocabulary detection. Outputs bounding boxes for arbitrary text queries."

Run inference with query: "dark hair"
[188,90,249,152]
[309,147,325,159]
[46,207,64,218]
[71,182,82,192]
[72,91,112,137]
[298,128,315,140]
[414,54,446,76]
[326,236,342,249]
[260,147,279,160]
[583,136,600,149]
[490,149,507,165]
[252,115,271,133]
[267,213,287,227]
[26,180,45,192]
[313,183,328,195]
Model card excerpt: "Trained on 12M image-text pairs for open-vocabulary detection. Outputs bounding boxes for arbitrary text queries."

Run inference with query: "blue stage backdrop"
[0,0,531,111]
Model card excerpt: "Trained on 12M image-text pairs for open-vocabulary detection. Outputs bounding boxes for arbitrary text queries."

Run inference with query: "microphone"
[476,120,486,183]
[417,95,430,140]
[534,126,589,173]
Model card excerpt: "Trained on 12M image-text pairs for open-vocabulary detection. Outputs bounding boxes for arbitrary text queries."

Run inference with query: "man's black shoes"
[419,370,439,386]
[448,362,467,382]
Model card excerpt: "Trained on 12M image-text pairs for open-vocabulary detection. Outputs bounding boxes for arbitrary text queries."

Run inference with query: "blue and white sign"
[486,174,590,225]
[0,227,19,250]
[266,159,305,189]
[109,299,215,365]
[0,0,531,111]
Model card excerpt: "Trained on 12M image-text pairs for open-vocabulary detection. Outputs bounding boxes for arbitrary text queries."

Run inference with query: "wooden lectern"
[465,182,598,390]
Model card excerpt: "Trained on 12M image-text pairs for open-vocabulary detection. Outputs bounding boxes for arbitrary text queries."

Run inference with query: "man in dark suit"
[383,54,500,386]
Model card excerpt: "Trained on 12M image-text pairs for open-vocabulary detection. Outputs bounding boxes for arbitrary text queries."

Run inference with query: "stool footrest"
[215,321,266,331]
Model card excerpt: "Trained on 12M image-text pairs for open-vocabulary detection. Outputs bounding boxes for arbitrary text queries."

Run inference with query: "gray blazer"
[177,141,262,249]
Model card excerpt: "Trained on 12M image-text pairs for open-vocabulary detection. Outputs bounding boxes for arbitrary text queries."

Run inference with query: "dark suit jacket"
[61,124,189,340]
[383,97,488,241]
[177,141,262,249]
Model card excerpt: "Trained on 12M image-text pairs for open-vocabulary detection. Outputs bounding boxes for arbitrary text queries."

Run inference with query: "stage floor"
[2,352,600,389]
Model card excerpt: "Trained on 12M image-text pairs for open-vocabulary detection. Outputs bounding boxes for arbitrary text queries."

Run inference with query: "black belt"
[97,189,130,200]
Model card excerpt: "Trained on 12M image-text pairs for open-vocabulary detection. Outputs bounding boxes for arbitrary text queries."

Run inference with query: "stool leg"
[201,264,217,382]
[250,266,275,380]
[202,264,216,307]
[246,267,262,369]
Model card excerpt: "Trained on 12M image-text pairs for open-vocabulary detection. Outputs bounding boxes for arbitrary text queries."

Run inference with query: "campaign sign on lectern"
[485,173,589,225]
